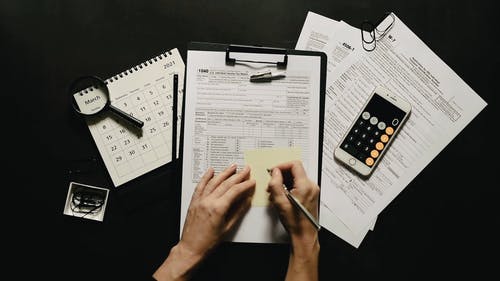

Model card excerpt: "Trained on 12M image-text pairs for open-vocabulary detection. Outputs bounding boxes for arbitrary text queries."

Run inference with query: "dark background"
[2,0,497,280]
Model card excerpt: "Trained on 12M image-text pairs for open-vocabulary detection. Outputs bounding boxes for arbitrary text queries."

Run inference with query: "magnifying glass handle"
[108,104,144,128]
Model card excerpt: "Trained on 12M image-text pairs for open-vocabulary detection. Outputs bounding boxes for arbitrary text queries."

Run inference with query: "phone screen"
[339,92,407,167]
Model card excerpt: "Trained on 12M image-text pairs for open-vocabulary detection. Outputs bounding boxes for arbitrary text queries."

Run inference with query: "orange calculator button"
[365,157,374,166]
[381,134,389,143]
[385,127,394,135]
[375,142,384,150]
[370,150,379,158]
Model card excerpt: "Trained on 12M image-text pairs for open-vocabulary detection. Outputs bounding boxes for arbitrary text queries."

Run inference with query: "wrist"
[153,243,206,281]
[290,232,320,259]
[287,236,320,281]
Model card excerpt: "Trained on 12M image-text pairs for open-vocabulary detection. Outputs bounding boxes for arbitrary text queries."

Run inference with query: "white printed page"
[297,11,375,247]
[86,48,185,187]
[320,14,487,234]
[296,12,357,81]
[296,11,341,53]
[181,49,322,243]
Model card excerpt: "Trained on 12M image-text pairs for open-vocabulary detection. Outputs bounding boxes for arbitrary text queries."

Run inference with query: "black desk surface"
[3,1,497,280]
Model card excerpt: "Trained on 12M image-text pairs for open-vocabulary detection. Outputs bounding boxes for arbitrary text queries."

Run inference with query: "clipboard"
[179,42,326,243]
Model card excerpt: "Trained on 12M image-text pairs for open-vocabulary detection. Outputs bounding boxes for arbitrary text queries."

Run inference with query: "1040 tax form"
[180,43,326,243]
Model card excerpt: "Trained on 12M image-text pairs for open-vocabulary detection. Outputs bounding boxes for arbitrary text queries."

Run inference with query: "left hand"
[179,164,256,259]
[153,164,255,281]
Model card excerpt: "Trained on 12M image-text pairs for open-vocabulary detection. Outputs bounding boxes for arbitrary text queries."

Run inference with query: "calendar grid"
[86,48,184,187]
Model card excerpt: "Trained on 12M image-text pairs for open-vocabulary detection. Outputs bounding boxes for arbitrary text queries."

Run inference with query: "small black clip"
[361,12,396,52]
[71,189,104,215]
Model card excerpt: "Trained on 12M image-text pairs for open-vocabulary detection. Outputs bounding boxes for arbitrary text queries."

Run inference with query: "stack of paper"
[295,12,487,247]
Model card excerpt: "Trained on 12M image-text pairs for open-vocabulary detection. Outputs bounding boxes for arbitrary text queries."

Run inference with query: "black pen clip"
[250,71,286,82]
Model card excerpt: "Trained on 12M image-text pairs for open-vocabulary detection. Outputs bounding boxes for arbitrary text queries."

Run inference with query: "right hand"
[267,161,320,247]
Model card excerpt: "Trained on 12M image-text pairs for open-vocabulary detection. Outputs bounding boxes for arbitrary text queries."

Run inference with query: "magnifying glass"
[69,75,144,128]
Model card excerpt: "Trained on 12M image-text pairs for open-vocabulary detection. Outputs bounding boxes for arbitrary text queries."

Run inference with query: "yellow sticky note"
[244,147,302,206]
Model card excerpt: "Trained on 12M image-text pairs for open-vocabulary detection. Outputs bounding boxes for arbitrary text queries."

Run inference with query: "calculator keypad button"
[340,100,401,167]
[385,127,394,135]
[340,111,395,165]
[381,134,389,143]
[365,157,374,166]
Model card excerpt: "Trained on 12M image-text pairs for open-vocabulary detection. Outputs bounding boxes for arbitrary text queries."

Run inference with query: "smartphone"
[334,86,412,177]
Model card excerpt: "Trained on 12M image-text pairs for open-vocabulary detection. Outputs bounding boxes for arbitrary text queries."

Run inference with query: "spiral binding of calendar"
[72,49,177,97]
[105,50,174,84]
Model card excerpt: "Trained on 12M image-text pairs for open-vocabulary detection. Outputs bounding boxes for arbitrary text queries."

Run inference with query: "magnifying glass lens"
[71,77,109,115]
[69,75,144,128]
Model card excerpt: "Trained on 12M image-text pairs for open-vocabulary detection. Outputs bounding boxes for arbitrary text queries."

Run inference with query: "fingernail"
[230,163,237,169]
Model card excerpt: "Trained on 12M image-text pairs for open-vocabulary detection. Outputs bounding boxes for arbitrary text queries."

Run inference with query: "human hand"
[267,161,320,249]
[267,161,320,281]
[179,164,255,258]
[153,164,255,281]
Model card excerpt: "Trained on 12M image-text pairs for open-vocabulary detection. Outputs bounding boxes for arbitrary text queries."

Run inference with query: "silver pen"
[250,71,286,82]
[267,169,321,231]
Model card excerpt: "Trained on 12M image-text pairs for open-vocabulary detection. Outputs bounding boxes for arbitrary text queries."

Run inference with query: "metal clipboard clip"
[225,44,288,69]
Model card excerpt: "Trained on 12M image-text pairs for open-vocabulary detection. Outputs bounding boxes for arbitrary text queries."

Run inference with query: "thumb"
[267,168,288,206]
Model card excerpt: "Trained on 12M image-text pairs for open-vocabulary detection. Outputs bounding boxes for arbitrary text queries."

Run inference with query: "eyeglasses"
[361,12,395,52]
[70,189,105,217]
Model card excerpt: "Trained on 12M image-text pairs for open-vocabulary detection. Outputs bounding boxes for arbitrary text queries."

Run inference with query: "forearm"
[285,237,320,281]
[153,243,205,281]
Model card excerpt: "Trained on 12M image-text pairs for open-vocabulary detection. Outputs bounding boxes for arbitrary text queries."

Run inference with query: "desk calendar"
[86,48,184,187]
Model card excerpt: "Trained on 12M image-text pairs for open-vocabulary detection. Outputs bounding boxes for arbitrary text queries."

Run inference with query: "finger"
[289,177,315,196]
[290,177,320,198]
[192,167,214,200]
[272,161,312,192]
[267,168,289,208]
[273,160,307,183]
[203,163,237,196]
[219,178,256,207]
[212,165,251,198]
[225,196,252,232]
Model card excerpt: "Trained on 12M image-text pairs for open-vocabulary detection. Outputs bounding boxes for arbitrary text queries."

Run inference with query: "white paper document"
[180,47,323,243]
[297,12,377,247]
[296,12,357,80]
[297,11,486,243]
